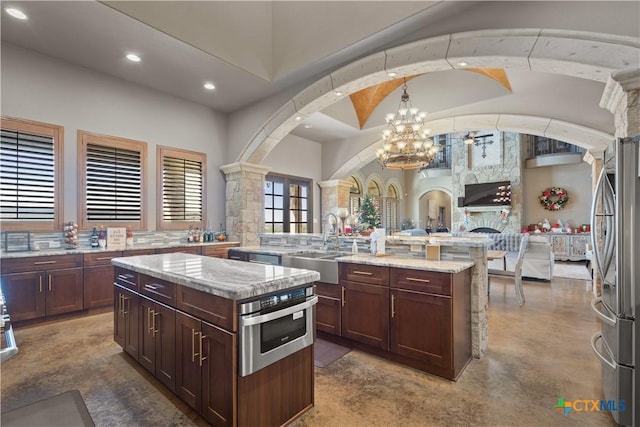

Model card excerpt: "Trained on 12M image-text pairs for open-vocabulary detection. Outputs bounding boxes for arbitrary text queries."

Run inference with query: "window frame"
[264,173,313,234]
[156,145,206,230]
[0,116,64,232]
[78,130,147,231]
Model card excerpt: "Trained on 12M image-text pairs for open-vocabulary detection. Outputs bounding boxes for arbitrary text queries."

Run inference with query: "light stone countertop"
[111,253,320,300]
[0,241,241,259]
[385,235,492,247]
[334,253,475,273]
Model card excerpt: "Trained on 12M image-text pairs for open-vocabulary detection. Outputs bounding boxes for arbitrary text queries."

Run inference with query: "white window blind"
[86,143,141,222]
[162,155,203,221]
[0,129,55,221]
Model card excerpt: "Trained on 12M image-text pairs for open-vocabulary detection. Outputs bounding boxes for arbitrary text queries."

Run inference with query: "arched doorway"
[419,190,452,232]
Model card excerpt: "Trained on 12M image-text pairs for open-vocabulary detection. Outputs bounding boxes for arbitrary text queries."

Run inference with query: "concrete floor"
[1,273,615,426]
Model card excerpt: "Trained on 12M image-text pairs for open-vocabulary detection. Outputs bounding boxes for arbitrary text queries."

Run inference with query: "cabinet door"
[123,288,140,360]
[202,321,236,427]
[139,296,156,374]
[390,289,452,369]
[45,267,83,316]
[316,295,341,335]
[155,302,176,392]
[341,281,389,350]
[84,265,115,309]
[114,286,126,347]
[1,271,46,322]
[175,311,203,412]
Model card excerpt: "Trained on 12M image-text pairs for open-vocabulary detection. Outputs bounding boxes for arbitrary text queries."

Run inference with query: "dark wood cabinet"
[315,282,341,335]
[176,311,236,427]
[0,271,46,322]
[202,243,239,259]
[114,284,140,361]
[339,263,390,350]
[1,254,83,321]
[83,251,122,309]
[139,296,176,392]
[156,246,202,255]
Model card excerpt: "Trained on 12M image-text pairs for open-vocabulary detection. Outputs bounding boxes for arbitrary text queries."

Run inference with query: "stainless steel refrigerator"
[590,136,639,427]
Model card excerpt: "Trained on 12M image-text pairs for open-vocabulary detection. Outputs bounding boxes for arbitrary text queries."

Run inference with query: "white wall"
[262,133,323,232]
[523,162,593,228]
[1,43,228,230]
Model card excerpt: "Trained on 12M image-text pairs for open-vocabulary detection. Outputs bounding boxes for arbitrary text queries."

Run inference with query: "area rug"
[553,261,592,281]
[1,390,95,427]
[314,338,351,368]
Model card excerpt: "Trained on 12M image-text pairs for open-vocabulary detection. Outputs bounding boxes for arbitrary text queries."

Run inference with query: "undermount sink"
[282,252,346,284]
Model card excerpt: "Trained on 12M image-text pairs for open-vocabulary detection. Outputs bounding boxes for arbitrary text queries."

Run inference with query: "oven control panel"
[260,288,307,310]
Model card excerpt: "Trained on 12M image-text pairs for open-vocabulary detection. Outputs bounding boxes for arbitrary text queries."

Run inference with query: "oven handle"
[240,296,318,327]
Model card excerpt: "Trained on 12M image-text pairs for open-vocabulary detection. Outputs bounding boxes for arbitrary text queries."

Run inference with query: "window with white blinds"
[158,146,206,229]
[79,131,146,230]
[0,118,63,231]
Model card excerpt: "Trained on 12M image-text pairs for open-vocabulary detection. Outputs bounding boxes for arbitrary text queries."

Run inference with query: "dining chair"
[488,233,529,306]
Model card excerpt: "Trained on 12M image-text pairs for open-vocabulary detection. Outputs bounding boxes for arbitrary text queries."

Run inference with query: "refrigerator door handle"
[590,168,607,280]
[590,297,616,326]
[590,332,616,370]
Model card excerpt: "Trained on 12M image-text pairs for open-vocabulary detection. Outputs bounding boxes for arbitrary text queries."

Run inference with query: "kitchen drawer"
[0,254,83,274]
[140,274,176,306]
[123,248,156,257]
[156,246,202,255]
[83,251,123,266]
[315,281,341,299]
[391,268,451,296]
[115,267,138,291]
[339,263,389,286]
[177,286,236,332]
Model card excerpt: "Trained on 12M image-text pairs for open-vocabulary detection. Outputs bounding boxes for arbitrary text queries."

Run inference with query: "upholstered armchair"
[522,235,555,281]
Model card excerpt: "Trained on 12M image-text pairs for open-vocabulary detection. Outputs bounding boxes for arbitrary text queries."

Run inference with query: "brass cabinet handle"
[117,274,130,281]
[39,276,43,293]
[152,311,159,337]
[406,277,430,283]
[48,274,52,291]
[96,257,113,261]
[147,308,154,334]
[122,296,130,315]
[391,294,396,318]
[199,334,207,367]
[191,329,198,363]
[341,286,346,307]
[118,294,124,316]
[144,284,159,291]
[353,270,372,276]
[34,260,57,265]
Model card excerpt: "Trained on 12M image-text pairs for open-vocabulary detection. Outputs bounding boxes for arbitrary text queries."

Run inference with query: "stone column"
[220,162,271,247]
[318,179,352,232]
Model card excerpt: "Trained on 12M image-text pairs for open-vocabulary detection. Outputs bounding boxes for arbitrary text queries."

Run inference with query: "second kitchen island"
[111,253,320,427]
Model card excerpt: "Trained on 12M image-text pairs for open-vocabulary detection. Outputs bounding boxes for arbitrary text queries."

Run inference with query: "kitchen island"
[317,253,474,380]
[111,253,320,427]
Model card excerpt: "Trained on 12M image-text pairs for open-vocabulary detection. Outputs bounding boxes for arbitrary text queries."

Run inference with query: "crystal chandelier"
[376,78,439,170]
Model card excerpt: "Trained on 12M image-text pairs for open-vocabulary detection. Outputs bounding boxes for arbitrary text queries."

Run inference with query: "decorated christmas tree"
[358,194,380,229]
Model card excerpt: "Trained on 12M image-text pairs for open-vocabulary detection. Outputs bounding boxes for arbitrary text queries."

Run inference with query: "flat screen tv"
[463,181,511,207]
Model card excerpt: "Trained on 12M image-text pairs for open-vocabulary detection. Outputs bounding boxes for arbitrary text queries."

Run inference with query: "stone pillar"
[220,162,271,247]
[469,246,489,357]
[318,179,352,232]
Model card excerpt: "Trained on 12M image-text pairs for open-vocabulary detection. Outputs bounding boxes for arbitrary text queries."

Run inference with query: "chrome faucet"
[324,213,340,251]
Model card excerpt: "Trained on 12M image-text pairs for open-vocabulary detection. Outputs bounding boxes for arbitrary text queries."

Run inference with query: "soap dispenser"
[352,240,358,254]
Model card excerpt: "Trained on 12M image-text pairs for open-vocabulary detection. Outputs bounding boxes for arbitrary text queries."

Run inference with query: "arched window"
[349,176,361,217]
[385,185,399,232]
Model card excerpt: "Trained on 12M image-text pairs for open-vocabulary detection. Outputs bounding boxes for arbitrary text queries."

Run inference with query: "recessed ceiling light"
[126,53,141,62]
[335,91,343,96]
[457,61,469,67]
[304,124,313,129]
[295,116,302,121]
[5,8,27,20]
[204,82,215,90]
[387,71,398,78]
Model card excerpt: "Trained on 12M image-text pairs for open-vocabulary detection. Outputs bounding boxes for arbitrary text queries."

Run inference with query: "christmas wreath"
[539,186,569,211]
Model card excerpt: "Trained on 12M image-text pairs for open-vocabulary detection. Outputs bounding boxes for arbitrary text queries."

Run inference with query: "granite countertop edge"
[111,253,320,300]
[335,254,475,273]
[0,241,241,259]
